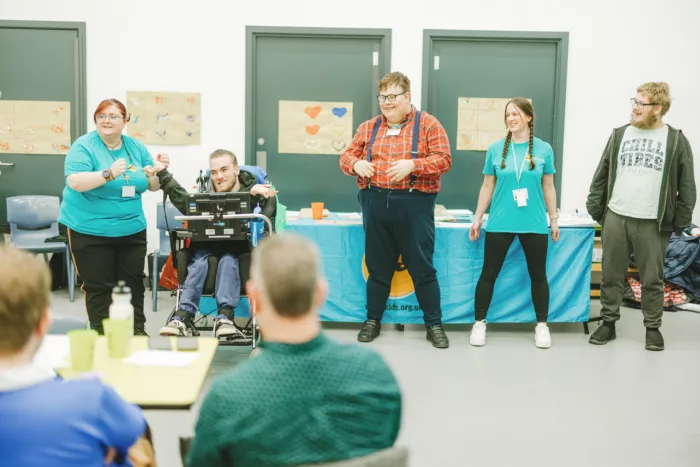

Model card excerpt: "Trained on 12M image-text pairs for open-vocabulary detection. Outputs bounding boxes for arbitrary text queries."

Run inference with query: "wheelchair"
[160,166,275,348]
[163,238,262,347]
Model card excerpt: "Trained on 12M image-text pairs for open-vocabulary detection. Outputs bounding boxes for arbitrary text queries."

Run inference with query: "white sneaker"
[535,323,552,349]
[214,318,238,338]
[159,319,187,337]
[470,320,487,346]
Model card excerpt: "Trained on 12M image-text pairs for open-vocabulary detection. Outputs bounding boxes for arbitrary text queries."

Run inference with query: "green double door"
[423,31,568,210]
[0,21,87,228]
[247,27,391,212]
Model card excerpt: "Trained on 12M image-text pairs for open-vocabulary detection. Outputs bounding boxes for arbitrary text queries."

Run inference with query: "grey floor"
[50,289,700,467]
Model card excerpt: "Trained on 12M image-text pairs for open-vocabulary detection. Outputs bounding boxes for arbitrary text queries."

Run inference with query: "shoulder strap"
[409,111,422,190]
[366,116,383,163]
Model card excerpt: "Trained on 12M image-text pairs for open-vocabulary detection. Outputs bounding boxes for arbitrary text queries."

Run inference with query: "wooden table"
[56,336,219,410]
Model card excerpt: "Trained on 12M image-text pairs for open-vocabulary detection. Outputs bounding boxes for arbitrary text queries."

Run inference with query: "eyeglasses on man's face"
[377,92,407,103]
[630,98,658,109]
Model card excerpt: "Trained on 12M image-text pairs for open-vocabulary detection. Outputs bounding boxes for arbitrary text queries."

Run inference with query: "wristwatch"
[102,169,113,181]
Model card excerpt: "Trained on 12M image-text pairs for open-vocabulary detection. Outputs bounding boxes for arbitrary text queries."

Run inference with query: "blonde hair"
[0,246,51,354]
[250,233,321,317]
[379,72,411,93]
[209,149,238,166]
[637,82,672,116]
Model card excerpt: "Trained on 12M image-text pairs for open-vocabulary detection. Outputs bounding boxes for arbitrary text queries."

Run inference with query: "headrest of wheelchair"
[203,165,268,185]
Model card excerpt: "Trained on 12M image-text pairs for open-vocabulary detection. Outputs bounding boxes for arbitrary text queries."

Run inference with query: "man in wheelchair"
[156,149,277,338]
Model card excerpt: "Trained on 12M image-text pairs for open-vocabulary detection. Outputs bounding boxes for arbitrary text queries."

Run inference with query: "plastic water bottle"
[110,281,134,336]
[251,203,264,247]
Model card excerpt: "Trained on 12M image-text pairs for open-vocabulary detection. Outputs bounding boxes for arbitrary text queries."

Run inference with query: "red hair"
[93,98,130,123]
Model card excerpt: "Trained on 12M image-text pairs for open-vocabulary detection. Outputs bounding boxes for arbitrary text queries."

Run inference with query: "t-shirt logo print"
[361,254,415,299]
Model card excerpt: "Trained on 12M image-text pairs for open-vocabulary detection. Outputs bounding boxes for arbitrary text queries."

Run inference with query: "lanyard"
[102,137,137,184]
[102,137,135,165]
[510,140,529,188]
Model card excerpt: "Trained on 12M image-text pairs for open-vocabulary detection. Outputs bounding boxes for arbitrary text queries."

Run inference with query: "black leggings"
[474,232,549,322]
[68,229,147,332]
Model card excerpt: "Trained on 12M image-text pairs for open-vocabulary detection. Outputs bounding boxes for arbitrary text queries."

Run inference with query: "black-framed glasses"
[377,92,407,103]
[630,98,658,109]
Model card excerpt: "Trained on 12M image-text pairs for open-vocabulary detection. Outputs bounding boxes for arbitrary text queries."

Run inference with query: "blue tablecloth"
[282,218,593,324]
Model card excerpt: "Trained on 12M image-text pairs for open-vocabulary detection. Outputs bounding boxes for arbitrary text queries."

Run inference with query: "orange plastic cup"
[311,202,324,220]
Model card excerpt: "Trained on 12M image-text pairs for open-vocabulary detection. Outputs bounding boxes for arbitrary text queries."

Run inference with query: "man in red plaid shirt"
[339,72,452,348]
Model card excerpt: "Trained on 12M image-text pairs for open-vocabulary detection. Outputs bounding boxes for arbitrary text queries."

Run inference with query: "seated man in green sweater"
[187,233,403,467]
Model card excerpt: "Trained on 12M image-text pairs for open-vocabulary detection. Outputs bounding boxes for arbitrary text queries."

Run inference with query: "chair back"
[48,315,88,334]
[7,196,60,245]
[295,446,409,467]
[156,201,184,257]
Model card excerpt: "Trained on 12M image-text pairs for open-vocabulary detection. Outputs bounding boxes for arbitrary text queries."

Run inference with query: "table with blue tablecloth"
[282,215,594,324]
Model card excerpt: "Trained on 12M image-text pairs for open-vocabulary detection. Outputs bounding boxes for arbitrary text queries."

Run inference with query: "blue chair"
[48,315,87,334]
[152,201,185,311]
[7,195,76,302]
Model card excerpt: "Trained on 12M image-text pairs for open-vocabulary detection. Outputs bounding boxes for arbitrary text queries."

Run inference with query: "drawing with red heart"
[305,125,320,135]
[304,106,322,119]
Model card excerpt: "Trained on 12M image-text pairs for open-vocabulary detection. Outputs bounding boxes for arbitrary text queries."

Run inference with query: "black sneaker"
[357,319,381,342]
[134,325,149,337]
[645,328,664,351]
[589,321,616,345]
[426,324,449,349]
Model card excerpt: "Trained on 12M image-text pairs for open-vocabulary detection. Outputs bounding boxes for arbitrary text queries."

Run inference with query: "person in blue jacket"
[59,98,168,336]
[0,246,152,467]
[468,98,560,349]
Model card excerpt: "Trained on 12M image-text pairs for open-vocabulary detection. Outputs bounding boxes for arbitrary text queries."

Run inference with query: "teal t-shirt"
[483,136,556,234]
[59,131,153,237]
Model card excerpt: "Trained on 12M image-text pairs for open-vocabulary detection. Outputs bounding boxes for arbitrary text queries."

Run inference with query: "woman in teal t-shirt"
[59,98,168,335]
[468,98,560,349]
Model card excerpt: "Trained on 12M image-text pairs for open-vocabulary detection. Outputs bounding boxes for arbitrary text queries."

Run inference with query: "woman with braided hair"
[468,98,560,348]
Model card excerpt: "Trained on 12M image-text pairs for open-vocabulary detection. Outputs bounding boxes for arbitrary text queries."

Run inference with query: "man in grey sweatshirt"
[586,82,696,351]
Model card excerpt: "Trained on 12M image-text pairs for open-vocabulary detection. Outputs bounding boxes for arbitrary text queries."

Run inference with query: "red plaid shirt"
[339,108,452,193]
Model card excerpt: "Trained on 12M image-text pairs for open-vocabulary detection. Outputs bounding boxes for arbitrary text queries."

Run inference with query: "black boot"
[589,321,616,345]
[134,324,149,337]
[426,324,449,349]
[645,327,664,351]
[357,319,381,343]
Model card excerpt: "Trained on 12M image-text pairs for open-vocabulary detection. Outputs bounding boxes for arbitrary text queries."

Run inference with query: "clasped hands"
[353,159,415,183]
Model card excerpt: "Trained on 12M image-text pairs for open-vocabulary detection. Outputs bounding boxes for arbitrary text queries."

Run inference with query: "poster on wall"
[126,91,201,145]
[456,97,532,151]
[0,100,71,155]
[278,100,353,155]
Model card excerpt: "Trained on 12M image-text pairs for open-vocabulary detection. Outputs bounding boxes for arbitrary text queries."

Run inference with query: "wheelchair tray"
[183,215,249,242]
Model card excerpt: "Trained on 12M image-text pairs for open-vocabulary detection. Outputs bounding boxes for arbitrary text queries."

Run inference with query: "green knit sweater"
[187,332,402,467]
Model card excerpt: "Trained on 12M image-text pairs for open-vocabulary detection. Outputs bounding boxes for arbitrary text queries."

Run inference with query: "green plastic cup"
[67,329,98,373]
[103,318,132,359]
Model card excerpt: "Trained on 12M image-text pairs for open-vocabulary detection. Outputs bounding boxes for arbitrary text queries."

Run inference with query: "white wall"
[3,0,700,251]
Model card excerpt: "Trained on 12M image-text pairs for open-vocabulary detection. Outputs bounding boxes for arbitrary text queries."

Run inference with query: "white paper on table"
[124,350,199,367]
[554,212,597,227]
[446,209,473,216]
[34,335,70,369]
[337,212,362,220]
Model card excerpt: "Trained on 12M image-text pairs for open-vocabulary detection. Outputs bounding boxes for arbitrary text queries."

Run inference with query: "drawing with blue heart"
[332,107,348,118]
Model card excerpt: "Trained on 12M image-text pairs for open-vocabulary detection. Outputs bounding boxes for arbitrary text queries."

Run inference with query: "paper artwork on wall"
[456,97,532,151]
[126,91,201,145]
[278,100,353,155]
[0,100,71,155]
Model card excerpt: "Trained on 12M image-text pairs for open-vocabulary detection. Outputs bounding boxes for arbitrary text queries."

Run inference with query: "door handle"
[0,162,15,166]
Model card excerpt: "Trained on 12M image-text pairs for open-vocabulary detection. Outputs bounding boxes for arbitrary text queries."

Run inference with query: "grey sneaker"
[159,319,187,337]
[214,318,237,338]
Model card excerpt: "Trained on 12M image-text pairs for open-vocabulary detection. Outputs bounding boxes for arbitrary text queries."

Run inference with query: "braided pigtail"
[528,120,535,170]
[500,131,512,169]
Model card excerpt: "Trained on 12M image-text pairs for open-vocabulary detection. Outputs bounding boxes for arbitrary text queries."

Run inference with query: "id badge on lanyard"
[511,141,529,208]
